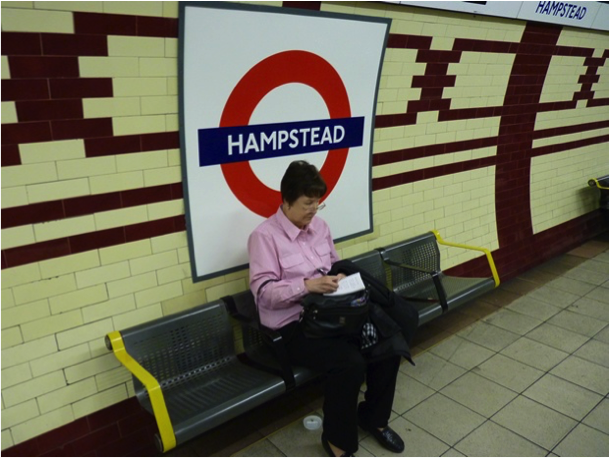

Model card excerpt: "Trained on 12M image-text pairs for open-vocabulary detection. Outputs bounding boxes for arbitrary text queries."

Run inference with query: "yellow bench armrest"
[588,178,609,190]
[431,230,500,287]
[106,331,176,452]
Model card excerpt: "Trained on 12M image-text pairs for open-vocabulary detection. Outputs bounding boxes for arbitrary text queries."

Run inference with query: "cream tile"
[564,264,609,285]
[577,259,609,275]
[233,438,285,457]
[593,325,609,344]
[429,335,495,370]
[266,417,324,457]
[403,393,485,446]
[548,310,608,337]
[483,309,544,335]
[441,372,517,417]
[500,337,569,372]
[523,374,603,421]
[525,322,590,353]
[553,423,609,457]
[474,353,544,393]
[441,448,466,457]
[574,339,609,368]
[527,285,580,308]
[391,372,435,415]
[568,297,609,322]
[402,352,466,390]
[585,286,609,304]
[550,356,609,395]
[582,398,609,434]
[546,276,598,297]
[360,416,450,457]
[492,396,577,450]
[458,321,521,352]
[506,296,562,321]
[455,421,547,457]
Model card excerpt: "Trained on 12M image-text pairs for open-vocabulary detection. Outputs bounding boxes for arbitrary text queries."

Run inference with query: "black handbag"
[300,290,370,338]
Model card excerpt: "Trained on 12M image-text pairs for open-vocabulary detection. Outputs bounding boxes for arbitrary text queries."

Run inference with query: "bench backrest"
[379,232,441,292]
[119,301,236,401]
[349,250,388,285]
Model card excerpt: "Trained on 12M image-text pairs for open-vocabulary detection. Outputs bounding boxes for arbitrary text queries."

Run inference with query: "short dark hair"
[280,160,327,205]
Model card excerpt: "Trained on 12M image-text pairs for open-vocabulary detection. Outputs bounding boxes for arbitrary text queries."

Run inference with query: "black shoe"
[321,434,355,457]
[358,419,405,453]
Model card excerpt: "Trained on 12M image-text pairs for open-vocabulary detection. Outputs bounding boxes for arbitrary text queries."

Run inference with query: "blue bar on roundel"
[198,116,364,167]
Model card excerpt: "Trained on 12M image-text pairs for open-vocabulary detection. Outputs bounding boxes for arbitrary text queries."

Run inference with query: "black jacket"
[330,260,419,364]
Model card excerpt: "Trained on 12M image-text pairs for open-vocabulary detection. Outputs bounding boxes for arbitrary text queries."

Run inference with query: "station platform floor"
[168,232,609,457]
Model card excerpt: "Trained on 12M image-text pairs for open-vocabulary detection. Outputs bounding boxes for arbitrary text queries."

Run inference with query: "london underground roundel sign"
[180,2,390,280]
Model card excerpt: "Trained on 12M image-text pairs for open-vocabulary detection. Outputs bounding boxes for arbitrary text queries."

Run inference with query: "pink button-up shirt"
[248,206,340,330]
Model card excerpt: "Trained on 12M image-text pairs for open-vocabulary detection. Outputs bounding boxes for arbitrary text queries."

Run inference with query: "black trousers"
[279,321,401,453]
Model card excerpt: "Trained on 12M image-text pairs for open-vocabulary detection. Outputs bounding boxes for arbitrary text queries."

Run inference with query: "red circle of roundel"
[220,50,351,218]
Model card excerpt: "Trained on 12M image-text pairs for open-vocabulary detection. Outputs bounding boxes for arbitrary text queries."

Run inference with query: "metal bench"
[588,175,609,211]
[378,230,500,325]
[224,250,392,390]
[224,290,321,391]
[105,300,285,452]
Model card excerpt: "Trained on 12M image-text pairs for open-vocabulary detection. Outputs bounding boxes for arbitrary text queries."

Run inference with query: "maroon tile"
[8,56,79,78]
[283,1,322,10]
[95,428,157,457]
[16,99,83,122]
[51,118,112,141]
[405,35,432,50]
[35,418,90,455]
[64,192,122,218]
[2,238,71,268]
[374,112,416,128]
[136,16,179,38]
[416,49,461,63]
[121,185,173,207]
[1,144,21,167]
[125,217,178,242]
[2,78,50,101]
[1,32,42,56]
[587,98,609,107]
[1,121,52,145]
[49,78,113,99]
[41,33,108,56]
[170,183,184,199]
[174,215,186,231]
[69,424,120,456]
[73,12,136,36]
[140,131,179,151]
[2,201,65,229]
[86,398,142,432]
[1,437,41,457]
[387,34,409,48]
[69,227,125,254]
[84,135,141,157]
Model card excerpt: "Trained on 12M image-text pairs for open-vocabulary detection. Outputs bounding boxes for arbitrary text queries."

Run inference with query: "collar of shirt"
[275,205,316,242]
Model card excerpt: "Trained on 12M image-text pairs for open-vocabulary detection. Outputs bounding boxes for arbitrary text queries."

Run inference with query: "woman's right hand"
[305,275,340,294]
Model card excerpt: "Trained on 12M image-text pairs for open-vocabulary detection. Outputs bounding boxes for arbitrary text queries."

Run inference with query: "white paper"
[324,272,365,296]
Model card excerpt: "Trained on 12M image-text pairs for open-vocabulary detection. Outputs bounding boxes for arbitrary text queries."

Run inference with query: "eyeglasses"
[302,202,326,212]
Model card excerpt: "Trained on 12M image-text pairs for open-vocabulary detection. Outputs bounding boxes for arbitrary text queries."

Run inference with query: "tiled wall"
[1,0,607,454]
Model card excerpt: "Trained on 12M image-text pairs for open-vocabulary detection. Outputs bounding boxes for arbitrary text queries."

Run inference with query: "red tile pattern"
[1,398,157,457]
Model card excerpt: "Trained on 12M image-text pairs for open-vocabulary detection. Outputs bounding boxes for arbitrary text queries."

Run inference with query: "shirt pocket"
[314,242,332,267]
[279,252,306,279]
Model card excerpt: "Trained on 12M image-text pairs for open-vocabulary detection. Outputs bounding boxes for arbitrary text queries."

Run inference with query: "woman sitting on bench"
[248,160,405,457]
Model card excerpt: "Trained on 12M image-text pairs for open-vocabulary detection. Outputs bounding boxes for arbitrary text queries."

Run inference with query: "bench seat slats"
[108,301,285,452]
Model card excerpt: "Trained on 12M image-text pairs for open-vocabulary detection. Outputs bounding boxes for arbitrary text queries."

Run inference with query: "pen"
[317,268,327,276]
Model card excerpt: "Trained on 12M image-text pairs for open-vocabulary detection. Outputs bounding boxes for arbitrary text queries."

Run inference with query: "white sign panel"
[518,1,601,29]
[179,2,390,281]
[384,1,609,32]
